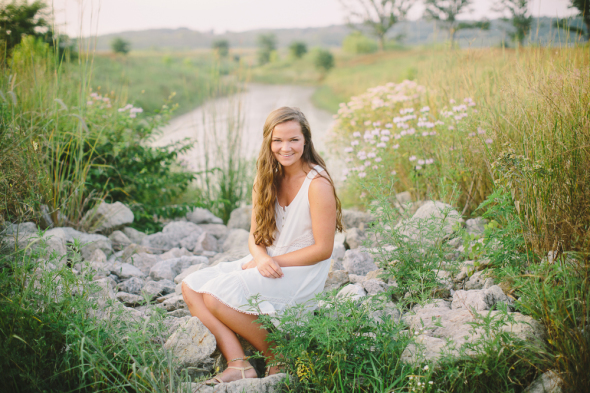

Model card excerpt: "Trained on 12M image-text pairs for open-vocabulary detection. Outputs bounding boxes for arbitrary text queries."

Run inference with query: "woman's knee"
[202,293,221,315]
[181,282,200,307]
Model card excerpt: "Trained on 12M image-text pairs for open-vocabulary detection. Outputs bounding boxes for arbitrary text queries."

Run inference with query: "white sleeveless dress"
[182,165,331,315]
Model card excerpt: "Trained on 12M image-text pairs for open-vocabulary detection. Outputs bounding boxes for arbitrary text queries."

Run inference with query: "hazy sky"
[52,0,578,37]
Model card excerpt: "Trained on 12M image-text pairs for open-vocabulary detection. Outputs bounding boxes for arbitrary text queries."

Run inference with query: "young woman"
[181,106,343,384]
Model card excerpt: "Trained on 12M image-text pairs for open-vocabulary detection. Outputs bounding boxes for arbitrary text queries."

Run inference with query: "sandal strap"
[227,365,253,379]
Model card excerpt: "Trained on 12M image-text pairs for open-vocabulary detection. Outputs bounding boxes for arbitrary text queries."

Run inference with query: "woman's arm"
[272,174,337,267]
[244,180,284,278]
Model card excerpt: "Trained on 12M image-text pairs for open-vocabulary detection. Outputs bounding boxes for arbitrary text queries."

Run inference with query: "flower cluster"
[332,81,491,187]
[87,92,112,108]
[118,104,144,118]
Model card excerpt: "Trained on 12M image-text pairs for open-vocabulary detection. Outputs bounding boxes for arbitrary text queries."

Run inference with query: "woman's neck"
[282,159,307,179]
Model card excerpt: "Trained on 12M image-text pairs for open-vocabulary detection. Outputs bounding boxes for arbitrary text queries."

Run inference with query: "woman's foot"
[205,360,257,385]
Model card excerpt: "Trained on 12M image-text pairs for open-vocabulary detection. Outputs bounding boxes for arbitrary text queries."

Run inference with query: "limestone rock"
[331,243,346,270]
[90,277,117,300]
[61,227,113,260]
[324,270,349,292]
[182,232,218,254]
[121,243,150,262]
[464,270,494,290]
[451,285,510,311]
[116,291,144,307]
[128,252,160,275]
[342,209,374,229]
[366,269,386,281]
[181,373,286,393]
[337,284,366,301]
[141,221,202,254]
[142,279,176,300]
[175,264,205,284]
[164,317,216,376]
[210,248,250,265]
[465,217,487,236]
[342,249,378,276]
[42,228,68,258]
[117,277,145,295]
[222,229,250,252]
[371,301,401,324]
[160,247,192,261]
[110,262,146,280]
[523,370,562,393]
[82,201,134,234]
[362,279,389,295]
[3,222,37,236]
[108,230,132,251]
[348,274,365,284]
[199,224,229,240]
[186,207,223,225]
[169,309,192,318]
[150,256,208,282]
[88,248,107,263]
[401,299,545,363]
[394,201,463,243]
[345,228,366,249]
[401,335,448,363]
[122,227,147,244]
[162,295,186,311]
[227,205,252,231]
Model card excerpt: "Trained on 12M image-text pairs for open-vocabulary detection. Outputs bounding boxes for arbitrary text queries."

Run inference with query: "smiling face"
[271,120,305,168]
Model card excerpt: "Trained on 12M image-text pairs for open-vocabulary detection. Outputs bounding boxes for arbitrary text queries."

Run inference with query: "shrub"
[111,37,130,55]
[342,31,379,54]
[257,33,277,65]
[288,41,308,59]
[212,39,229,57]
[312,48,334,73]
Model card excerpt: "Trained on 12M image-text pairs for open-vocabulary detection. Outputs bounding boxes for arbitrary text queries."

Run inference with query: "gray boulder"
[222,229,250,252]
[210,248,250,265]
[186,207,223,225]
[465,217,487,236]
[128,252,160,275]
[331,243,346,271]
[199,224,229,240]
[181,231,218,254]
[181,373,286,393]
[164,317,216,376]
[110,263,146,280]
[108,230,132,251]
[323,270,349,292]
[227,206,252,231]
[150,256,208,281]
[82,201,134,234]
[362,279,389,295]
[142,279,176,299]
[160,247,193,261]
[162,294,186,311]
[174,263,206,284]
[3,222,37,236]
[395,201,463,243]
[61,227,113,260]
[116,292,144,307]
[401,299,544,363]
[117,277,145,295]
[342,209,374,229]
[342,249,378,276]
[523,370,562,393]
[451,285,510,311]
[464,270,494,290]
[122,227,146,244]
[141,221,203,254]
[345,228,366,249]
[337,284,366,300]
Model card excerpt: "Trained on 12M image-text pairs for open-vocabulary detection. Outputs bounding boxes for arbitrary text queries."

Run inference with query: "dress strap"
[306,165,325,179]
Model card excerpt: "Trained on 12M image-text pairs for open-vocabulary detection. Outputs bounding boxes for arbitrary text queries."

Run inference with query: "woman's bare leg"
[200,293,283,375]
[181,282,257,382]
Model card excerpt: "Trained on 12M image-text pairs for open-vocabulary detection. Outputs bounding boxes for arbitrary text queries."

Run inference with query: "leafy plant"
[111,37,131,55]
[288,41,307,59]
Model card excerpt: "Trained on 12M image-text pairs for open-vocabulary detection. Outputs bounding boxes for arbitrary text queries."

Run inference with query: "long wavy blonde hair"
[253,107,343,247]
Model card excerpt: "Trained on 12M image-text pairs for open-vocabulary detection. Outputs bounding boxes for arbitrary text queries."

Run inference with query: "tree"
[0,0,49,52]
[313,48,334,73]
[111,37,130,55]
[494,0,532,46]
[339,0,415,51]
[288,41,307,59]
[256,33,276,65]
[423,0,490,47]
[212,39,229,57]
[553,0,590,41]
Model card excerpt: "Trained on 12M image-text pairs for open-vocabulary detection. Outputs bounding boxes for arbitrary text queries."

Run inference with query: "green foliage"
[111,37,131,55]
[288,41,307,59]
[212,39,229,57]
[342,31,379,54]
[257,33,277,65]
[312,48,334,73]
[0,236,188,393]
[255,292,414,392]
[0,0,48,52]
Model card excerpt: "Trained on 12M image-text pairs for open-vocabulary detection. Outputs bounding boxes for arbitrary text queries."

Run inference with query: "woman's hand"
[243,255,283,278]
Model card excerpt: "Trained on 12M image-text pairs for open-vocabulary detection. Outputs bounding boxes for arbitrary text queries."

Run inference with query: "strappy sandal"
[205,357,255,386]
[264,362,286,377]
